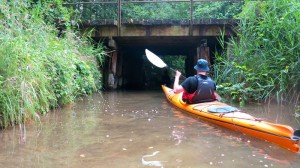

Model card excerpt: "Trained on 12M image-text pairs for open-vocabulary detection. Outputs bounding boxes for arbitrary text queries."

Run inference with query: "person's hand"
[175,70,181,78]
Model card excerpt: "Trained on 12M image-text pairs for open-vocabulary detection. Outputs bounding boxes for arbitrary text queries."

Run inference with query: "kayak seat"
[291,129,300,141]
[208,106,238,113]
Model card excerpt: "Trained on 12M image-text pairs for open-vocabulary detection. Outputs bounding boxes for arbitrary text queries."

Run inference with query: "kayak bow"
[162,85,300,153]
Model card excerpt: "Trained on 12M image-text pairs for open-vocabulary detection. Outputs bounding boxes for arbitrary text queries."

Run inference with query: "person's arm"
[212,81,221,101]
[173,71,184,93]
[214,91,221,101]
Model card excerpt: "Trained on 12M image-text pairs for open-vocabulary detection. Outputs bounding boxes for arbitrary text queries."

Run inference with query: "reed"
[0,1,105,128]
[214,0,300,106]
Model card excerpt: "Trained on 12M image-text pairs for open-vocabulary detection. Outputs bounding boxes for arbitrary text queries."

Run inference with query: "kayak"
[161,85,300,153]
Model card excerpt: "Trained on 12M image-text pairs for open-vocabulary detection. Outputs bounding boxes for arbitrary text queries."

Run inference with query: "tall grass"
[214,0,300,106]
[0,0,105,128]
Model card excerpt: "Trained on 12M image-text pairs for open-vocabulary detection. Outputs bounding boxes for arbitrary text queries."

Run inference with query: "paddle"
[145,49,186,78]
[145,49,221,101]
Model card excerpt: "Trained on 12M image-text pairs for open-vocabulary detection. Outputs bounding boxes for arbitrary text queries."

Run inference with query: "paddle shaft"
[167,66,186,79]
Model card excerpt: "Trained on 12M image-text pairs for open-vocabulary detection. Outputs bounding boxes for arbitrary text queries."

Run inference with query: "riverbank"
[0,1,105,128]
[214,0,300,108]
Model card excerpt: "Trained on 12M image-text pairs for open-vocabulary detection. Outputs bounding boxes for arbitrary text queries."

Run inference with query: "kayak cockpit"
[291,129,300,141]
[208,106,238,113]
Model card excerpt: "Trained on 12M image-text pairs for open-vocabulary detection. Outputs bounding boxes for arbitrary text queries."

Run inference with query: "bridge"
[64,0,242,90]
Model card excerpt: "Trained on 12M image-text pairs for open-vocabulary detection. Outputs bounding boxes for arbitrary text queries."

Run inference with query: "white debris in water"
[148,118,151,121]
[264,165,269,167]
[209,162,213,165]
[176,159,182,163]
[148,146,153,149]
[122,148,127,151]
[141,151,167,167]
[247,140,251,143]
[106,135,110,138]
[129,139,133,142]
[260,160,263,163]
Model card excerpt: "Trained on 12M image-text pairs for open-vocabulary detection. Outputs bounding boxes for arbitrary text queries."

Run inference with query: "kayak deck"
[161,85,300,153]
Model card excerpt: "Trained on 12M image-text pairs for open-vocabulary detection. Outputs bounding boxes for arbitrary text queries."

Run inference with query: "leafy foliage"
[65,0,243,20]
[164,55,186,76]
[0,0,105,128]
[214,0,300,105]
[193,1,243,19]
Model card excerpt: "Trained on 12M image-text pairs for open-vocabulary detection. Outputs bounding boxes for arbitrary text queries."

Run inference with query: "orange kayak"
[162,85,300,153]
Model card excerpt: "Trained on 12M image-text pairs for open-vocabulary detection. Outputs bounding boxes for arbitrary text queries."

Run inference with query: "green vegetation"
[65,0,243,20]
[0,0,105,128]
[193,1,242,19]
[164,55,186,75]
[214,0,300,106]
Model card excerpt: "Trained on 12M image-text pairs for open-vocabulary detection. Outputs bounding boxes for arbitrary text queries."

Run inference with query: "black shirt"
[181,74,216,94]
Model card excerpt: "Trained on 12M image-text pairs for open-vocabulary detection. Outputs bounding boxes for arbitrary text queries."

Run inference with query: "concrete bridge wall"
[80,19,238,90]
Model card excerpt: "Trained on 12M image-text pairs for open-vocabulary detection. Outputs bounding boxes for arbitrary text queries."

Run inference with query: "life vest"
[183,75,216,104]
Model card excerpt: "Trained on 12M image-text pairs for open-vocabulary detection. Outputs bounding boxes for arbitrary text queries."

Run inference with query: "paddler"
[173,59,219,103]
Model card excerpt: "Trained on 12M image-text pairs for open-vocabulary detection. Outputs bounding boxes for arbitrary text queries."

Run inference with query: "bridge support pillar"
[107,37,119,89]
[108,51,118,89]
[197,39,210,65]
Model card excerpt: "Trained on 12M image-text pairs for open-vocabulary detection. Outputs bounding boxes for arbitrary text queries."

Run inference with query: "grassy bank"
[0,1,105,128]
[214,0,300,107]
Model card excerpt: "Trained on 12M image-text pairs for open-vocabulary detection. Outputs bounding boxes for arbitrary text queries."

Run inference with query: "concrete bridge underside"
[83,19,238,90]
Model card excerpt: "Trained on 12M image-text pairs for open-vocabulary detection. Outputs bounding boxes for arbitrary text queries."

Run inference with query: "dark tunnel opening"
[122,48,188,90]
[100,36,226,90]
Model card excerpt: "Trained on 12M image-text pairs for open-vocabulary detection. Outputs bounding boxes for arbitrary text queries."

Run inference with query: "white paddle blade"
[145,49,167,68]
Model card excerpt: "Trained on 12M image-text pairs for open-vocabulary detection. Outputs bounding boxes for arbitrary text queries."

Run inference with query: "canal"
[0,90,299,168]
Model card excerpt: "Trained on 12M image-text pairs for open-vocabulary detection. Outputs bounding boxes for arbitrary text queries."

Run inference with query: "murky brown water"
[0,90,299,168]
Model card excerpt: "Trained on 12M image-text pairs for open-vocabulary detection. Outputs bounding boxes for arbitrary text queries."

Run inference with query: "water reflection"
[0,91,299,168]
